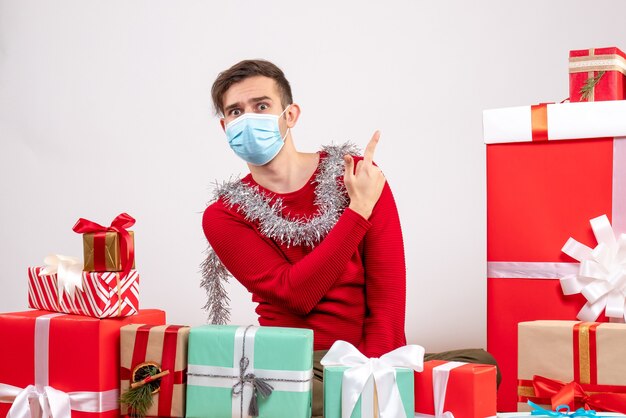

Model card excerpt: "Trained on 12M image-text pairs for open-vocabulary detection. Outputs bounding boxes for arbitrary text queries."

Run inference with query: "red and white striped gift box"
[27,266,139,318]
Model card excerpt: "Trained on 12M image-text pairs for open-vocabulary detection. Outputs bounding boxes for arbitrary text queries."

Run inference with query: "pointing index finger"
[363,130,381,164]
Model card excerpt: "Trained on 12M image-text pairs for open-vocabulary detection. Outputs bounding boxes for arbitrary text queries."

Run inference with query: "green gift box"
[323,366,414,418]
[186,325,313,418]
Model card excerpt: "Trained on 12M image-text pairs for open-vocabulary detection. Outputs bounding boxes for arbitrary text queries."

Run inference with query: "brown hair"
[211,59,293,116]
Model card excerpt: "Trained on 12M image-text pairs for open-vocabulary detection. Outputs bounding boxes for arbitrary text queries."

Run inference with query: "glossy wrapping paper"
[0,309,166,418]
[414,360,497,418]
[82,230,136,272]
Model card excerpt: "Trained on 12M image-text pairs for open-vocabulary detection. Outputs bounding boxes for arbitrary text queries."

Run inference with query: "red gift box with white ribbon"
[483,100,626,411]
[414,360,497,418]
[0,309,165,418]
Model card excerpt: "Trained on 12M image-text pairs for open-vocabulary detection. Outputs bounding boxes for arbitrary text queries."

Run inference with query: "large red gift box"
[0,309,165,418]
[414,360,497,418]
[28,266,140,318]
[483,100,626,411]
[569,47,626,102]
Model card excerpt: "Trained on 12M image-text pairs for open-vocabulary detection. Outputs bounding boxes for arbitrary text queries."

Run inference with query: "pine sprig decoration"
[579,71,605,101]
[120,364,160,418]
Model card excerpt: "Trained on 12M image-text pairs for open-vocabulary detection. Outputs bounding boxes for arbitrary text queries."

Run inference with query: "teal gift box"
[323,366,414,418]
[186,325,313,418]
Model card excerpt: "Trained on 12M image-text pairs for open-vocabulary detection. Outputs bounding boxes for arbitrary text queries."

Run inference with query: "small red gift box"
[569,47,626,102]
[414,360,497,418]
[28,266,139,318]
[483,100,626,410]
[0,309,166,418]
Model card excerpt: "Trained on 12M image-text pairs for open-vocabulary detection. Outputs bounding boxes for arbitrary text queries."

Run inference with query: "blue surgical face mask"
[224,105,291,166]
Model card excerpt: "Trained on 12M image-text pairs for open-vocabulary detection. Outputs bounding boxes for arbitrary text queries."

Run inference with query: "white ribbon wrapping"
[483,102,626,144]
[38,254,84,299]
[186,325,313,418]
[414,361,466,418]
[320,340,425,418]
[560,214,626,322]
[0,313,119,418]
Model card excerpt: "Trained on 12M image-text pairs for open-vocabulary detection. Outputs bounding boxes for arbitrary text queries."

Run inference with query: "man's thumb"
[343,155,354,177]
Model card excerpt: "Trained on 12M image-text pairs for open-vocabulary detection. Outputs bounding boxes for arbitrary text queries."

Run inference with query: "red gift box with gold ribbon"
[483,100,626,411]
[0,309,166,418]
[120,324,190,417]
[517,320,626,413]
[569,47,626,102]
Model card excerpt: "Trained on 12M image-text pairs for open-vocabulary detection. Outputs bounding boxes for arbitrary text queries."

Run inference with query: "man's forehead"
[223,76,280,107]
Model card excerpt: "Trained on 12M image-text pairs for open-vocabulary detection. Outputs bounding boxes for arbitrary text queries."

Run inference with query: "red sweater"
[202,152,406,357]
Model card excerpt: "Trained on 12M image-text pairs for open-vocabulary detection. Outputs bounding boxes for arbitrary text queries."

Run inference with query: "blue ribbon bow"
[529,401,599,417]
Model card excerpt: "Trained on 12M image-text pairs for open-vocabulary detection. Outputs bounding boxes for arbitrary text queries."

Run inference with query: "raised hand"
[343,131,386,220]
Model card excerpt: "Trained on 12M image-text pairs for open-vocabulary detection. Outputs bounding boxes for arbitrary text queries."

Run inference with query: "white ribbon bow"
[2,384,71,418]
[561,214,626,322]
[0,383,119,418]
[39,254,84,299]
[320,340,424,418]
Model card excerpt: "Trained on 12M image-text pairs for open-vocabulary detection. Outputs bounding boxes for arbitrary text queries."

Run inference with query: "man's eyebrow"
[224,96,273,113]
[223,102,241,113]
[250,96,272,103]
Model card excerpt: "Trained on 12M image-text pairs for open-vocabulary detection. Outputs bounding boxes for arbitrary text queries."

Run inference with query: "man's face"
[220,76,287,129]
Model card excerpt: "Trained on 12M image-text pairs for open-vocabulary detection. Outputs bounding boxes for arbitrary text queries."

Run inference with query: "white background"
[1,0,625,352]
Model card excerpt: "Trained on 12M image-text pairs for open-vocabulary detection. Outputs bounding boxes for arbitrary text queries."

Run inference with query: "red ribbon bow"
[532,375,626,413]
[72,213,135,281]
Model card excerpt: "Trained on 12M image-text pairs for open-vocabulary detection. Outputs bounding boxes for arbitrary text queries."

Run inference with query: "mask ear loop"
[279,104,292,141]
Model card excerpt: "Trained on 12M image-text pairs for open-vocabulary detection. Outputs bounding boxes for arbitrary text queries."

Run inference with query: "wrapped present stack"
[483,46,626,412]
[0,212,172,418]
[28,213,139,318]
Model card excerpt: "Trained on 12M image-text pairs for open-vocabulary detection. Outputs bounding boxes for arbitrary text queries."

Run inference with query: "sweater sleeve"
[357,180,407,357]
[203,201,371,316]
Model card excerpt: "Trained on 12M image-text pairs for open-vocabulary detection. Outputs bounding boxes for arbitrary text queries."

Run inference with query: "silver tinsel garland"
[201,143,360,324]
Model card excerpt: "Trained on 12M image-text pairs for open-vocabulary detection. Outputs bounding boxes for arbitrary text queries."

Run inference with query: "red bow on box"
[532,375,626,413]
[72,213,135,281]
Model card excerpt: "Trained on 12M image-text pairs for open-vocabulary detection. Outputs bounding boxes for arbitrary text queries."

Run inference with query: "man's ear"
[285,103,301,128]
[220,118,226,132]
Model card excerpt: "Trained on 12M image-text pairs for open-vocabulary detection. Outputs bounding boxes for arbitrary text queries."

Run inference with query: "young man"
[202,59,497,416]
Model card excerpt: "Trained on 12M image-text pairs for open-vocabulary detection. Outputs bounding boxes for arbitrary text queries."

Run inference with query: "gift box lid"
[483,101,626,144]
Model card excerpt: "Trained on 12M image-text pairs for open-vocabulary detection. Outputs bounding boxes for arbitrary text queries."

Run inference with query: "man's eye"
[258,103,269,111]
[230,109,242,116]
